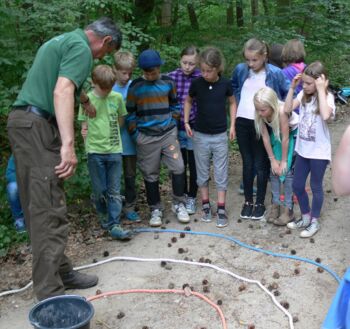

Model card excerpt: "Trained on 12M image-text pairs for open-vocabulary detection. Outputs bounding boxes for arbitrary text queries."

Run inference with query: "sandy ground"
[0,109,350,329]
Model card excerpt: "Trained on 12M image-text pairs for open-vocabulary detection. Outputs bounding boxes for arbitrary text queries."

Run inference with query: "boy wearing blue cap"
[126,49,190,227]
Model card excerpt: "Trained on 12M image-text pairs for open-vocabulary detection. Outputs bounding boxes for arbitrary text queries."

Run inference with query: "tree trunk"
[161,0,172,43]
[227,2,234,26]
[133,0,155,32]
[262,0,268,15]
[261,0,270,24]
[236,0,244,27]
[251,0,259,24]
[133,0,155,50]
[187,3,199,30]
[172,0,179,26]
[161,0,172,27]
[276,0,290,15]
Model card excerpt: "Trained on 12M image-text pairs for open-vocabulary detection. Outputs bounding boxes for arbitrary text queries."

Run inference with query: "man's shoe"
[201,203,212,222]
[240,202,253,219]
[251,204,266,220]
[149,209,163,227]
[109,224,132,240]
[300,221,320,238]
[172,203,190,223]
[185,197,197,215]
[61,270,98,290]
[216,209,228,228]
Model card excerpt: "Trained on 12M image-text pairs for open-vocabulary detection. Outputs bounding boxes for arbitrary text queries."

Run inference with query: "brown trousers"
[7,110,72,301]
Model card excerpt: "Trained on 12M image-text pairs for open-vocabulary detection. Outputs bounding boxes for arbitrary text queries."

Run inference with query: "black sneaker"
[251,204,266,220]
[240,202,253,219]
[61,270,98,290]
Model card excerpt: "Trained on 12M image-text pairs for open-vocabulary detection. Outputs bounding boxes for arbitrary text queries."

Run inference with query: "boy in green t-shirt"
[78,65,131,240]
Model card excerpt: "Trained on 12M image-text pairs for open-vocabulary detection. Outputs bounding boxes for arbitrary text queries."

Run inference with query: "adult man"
[7,17,122,301]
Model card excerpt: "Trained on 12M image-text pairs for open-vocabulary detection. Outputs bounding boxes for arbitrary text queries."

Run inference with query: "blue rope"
[135,228,341,284]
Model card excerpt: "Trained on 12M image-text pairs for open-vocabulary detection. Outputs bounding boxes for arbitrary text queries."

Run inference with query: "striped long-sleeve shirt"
[126,75,180,137]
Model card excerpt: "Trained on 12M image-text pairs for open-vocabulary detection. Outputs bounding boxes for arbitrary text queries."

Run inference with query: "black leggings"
[235,117,270,204]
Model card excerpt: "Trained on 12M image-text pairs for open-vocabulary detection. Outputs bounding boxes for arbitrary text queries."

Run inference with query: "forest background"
[0,0,349,255]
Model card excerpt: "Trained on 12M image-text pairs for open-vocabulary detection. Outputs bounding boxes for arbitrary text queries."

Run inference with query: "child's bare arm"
[119,116,125,127]
[81,121,88,142]
[80,90,96,118]
[279,108,290,175]
[284,74,301,114]
[228,96,237,141]
[332,126,350,195]
[184,95,193,137]
[261,124,279,175]
[316,74,333,121]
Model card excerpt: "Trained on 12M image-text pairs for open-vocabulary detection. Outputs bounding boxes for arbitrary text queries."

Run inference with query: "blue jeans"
[270,169,294,209]
[6,181,24,221]
[293,154,328,218]
[87,153,123,228]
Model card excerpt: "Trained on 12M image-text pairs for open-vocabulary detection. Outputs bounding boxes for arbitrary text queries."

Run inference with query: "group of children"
[5,37,335,240]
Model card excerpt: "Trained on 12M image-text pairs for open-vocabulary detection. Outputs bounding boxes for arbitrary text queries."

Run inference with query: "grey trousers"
[7,110,72,301]
[193,131,229,191]
[136,128,185,207]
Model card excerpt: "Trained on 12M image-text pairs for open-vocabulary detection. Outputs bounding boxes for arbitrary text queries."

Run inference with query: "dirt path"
[1,110,350,329]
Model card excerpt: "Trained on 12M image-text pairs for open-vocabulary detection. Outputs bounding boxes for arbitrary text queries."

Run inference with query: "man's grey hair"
[86,17,122,50]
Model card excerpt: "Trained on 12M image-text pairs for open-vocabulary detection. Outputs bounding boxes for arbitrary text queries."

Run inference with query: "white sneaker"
[185,197,197,215]
[172,203,190,223]
[300,221,320,238]
[149,209,162,227]
[287,216,311,230]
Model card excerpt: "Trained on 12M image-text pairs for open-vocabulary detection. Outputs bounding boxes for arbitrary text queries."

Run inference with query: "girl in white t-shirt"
[254,87,298,226]
[284,61,335,238]
[231,38,289,221]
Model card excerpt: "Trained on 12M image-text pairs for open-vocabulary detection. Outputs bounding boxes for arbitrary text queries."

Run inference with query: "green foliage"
[0,225,28,257]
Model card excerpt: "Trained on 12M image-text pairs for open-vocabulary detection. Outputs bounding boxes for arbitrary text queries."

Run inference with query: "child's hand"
[185,123,193,138]
[279,161,287,176]
[271,159,280,175]
[315,74,328,92]
[291,73,302,89]
[81,123,88,141]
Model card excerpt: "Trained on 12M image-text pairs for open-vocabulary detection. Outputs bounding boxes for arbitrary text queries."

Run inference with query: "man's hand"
[83,102,96,118]
[55,144,78,179]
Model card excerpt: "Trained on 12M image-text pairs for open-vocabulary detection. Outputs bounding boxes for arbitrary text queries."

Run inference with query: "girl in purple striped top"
[168,46,201,215]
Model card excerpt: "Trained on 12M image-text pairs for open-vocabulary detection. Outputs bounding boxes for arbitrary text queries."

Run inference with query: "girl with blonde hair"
[254,87,298,225]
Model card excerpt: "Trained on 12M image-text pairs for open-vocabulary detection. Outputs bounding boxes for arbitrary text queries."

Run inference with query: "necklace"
[208,77,219,90]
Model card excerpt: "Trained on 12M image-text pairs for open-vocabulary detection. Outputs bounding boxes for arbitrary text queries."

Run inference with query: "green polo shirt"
[13,29,92,115]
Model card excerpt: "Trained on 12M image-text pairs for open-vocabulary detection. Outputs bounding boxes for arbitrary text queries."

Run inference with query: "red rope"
[88,288,227,329]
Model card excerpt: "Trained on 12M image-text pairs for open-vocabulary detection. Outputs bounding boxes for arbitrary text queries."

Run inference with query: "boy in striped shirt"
[126,49,189,227]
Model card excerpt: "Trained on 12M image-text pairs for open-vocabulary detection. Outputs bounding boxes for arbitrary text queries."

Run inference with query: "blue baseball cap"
[138,49,164,69]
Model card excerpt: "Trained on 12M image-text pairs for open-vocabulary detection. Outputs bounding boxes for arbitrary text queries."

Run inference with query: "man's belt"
[13,106,57,126]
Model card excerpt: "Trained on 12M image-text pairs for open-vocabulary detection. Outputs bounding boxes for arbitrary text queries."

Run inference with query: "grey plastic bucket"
[29,295,94,329]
